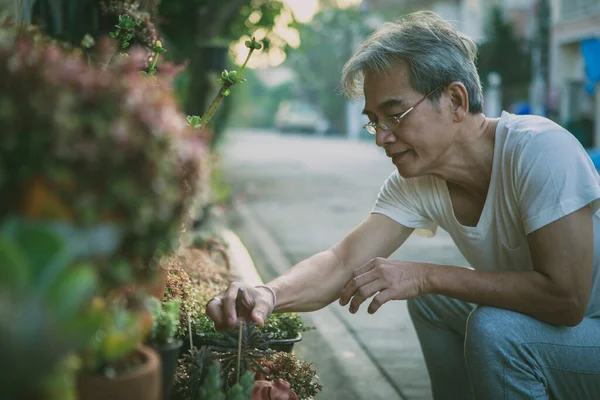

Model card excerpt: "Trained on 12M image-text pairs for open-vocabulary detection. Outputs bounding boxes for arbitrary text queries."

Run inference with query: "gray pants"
[408,294,600,400]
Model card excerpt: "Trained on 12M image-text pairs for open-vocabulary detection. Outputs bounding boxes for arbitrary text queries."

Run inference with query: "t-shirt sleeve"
[516,128,600,235]
[372,171,438,237]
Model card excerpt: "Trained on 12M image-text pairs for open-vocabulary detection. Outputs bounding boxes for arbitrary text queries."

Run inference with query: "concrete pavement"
[220,128,471,400]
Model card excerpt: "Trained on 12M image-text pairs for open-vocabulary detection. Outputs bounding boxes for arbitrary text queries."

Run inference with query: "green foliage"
[80,299,150,377]
[477,6,531,87]
[287,6,371,133]
[147,297,182,346]
[203,322,274,388]
[198,362,254,400]
[187,115,203,129]
[261,313,313,340]
[0,24,201,288]
[0,219,101,399]
[177,322,274,398]
[109,14,136,48]
[162,263,207,338]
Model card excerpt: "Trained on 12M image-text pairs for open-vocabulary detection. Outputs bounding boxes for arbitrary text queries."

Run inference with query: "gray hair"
[341,11,483,114]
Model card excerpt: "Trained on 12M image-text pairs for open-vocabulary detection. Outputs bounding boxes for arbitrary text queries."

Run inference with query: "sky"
[233,0,363,68]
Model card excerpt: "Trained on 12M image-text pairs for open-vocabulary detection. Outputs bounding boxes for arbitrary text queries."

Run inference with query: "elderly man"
[207,11,600,399]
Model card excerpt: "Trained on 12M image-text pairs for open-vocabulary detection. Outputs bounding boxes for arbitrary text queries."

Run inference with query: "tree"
[476,7,532,107]
[287,6,370,134]
[157,0,295,146]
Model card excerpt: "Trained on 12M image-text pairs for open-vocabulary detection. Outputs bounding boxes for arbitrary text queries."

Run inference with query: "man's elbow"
[558,296,587,327]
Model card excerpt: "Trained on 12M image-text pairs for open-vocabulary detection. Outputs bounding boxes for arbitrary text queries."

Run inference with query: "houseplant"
[146,296,183,399]
[0,218,101,400]
[0,14,199,400]
[76,298,159,400]
[261,313,314,353]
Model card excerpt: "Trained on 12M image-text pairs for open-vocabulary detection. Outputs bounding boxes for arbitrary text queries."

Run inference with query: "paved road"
[221,129,470,400]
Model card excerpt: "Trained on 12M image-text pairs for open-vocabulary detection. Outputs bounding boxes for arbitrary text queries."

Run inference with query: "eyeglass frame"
[363,84,445,135]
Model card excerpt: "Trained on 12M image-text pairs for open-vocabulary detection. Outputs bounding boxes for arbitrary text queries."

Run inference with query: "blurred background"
[6,0,597,147]
[227,0,600,151]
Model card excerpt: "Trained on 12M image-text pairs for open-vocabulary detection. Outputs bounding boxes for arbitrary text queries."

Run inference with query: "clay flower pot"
[76,344,161,400]
[252,378,299,400]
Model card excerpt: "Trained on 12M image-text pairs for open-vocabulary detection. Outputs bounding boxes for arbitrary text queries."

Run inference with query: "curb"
[220,228,263,286]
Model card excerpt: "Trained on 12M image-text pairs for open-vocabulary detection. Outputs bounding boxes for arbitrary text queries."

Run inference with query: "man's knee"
[464,306,529,361]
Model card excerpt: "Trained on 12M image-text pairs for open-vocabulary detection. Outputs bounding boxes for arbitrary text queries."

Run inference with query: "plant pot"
[269,333,302,354]
[152,340,182,400]
[76,344,161,400]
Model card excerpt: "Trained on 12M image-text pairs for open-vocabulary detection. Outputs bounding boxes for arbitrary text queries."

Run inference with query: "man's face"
[362,60,454,178]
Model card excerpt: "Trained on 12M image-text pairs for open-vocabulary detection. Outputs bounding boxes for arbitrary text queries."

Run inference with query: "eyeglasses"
[363,84,444,135]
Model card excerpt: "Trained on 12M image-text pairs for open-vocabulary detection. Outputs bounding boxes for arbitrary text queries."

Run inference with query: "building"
[549,0,600,147]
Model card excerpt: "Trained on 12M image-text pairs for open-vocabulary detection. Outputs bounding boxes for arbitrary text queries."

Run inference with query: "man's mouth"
[390,150,410,160]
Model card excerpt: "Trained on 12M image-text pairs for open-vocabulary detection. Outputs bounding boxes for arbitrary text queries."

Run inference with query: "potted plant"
[0,19,202,292]
[76,298,160,400]
[146,296,183,399]
[261,313,314,353]
[0,15,199,400]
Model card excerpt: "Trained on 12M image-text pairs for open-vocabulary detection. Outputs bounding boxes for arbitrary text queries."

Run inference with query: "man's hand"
[338,258,430,314]
[206,282,276,331]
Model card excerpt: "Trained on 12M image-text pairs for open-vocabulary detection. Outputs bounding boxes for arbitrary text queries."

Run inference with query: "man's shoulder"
[501,113,579,157]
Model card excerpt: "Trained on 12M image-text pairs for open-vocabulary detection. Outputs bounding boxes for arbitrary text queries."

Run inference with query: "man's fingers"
[367,288,394,314]
[222,282,243,326]
[251,300,272,326]
[347,280,382,313]
[339,269,377,306]
[205,298,228,331]
[342,260,376,290]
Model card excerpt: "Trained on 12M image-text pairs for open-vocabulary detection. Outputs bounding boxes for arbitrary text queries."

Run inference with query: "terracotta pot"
[252,377,298,400]
[76,344,161,400]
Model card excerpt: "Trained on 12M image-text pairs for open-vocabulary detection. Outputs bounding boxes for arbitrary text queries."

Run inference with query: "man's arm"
[425,205,593,326]
[266,213,414,313]
[340,205,593,327]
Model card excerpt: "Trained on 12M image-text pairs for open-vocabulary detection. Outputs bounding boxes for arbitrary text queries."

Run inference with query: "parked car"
[274,100,329,135]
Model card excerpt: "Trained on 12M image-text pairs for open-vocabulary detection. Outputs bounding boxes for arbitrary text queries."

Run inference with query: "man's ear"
[447,82,469,121]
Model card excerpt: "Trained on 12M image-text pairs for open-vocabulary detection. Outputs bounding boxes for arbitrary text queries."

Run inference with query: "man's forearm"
[266,249,348,313]
[426,264,584,326]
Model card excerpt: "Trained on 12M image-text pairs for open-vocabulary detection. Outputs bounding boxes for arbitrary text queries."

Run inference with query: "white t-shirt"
[372,111,600,316]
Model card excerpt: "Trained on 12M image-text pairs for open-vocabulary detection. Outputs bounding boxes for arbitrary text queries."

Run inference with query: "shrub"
[0,23,203,288]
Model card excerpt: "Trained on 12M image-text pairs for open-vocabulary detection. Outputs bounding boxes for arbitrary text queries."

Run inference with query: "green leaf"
[81,34,95,49]
[46,264,97,321]
[222,88,231,96]
[186,115,202,128]
[109,31,117,38]
[121,41,129,48]
[0,236,29,289]
[16,224,70,287]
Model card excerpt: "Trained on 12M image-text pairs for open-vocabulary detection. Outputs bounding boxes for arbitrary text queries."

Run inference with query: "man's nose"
[375,127,396,147]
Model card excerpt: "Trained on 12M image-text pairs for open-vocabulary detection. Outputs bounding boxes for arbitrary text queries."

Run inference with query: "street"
[221,129,471,400]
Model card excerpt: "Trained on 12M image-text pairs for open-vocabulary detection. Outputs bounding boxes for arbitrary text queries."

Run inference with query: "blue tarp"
[582,39,600,93]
